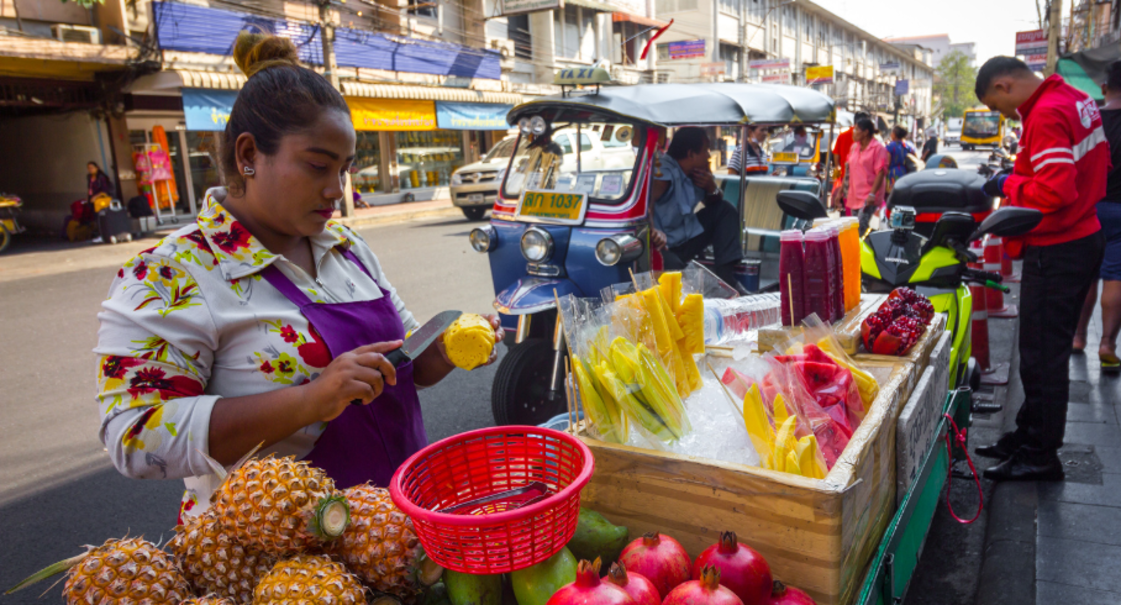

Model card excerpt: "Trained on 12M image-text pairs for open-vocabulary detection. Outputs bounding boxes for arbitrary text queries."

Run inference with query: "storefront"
[122,72,520,216]
[341,83,521,204]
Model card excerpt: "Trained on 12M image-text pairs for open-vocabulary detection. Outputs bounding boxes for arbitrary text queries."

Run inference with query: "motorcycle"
[777,188,1042,390]
[0,193,25,253]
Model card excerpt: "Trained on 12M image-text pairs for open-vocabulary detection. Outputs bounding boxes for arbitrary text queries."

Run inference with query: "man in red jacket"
[974,57,1107,481]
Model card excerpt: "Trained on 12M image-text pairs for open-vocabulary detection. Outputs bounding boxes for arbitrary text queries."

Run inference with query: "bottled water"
[703,294,781,345]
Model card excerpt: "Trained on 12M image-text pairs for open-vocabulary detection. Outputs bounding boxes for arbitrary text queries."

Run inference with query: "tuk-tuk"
[469,72,837,425]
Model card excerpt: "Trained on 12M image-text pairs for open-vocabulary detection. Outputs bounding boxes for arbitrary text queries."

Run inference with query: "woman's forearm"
[208,385,321,465]
[413,343,455,387]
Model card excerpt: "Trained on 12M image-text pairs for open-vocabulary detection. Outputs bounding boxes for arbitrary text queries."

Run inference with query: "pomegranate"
[606,563,662,605]
[663,565,743,605]
[767,581,816,605]
[619,533,692,598]
[546,559,635,605]
[692,532,772,605]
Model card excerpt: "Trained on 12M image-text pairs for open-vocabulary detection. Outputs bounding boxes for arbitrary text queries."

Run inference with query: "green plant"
[934,50,977,119]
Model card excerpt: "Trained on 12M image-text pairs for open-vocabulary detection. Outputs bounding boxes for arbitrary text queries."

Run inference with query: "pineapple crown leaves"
[307,494,352,540]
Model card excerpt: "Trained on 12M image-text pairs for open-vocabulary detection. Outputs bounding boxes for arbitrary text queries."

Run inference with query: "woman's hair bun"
[233,32,300,78]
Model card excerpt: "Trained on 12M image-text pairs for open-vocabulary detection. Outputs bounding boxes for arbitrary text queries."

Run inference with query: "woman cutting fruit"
[94,33,502,519]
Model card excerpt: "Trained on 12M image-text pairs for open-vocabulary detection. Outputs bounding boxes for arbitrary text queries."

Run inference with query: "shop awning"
[127,69,247,94]
[341,82,522,105]
[612,12,667,28]
[566,0,617,11]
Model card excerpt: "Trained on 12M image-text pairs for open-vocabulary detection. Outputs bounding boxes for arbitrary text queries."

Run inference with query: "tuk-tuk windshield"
[502,121,642,204]
[768,129,818,161]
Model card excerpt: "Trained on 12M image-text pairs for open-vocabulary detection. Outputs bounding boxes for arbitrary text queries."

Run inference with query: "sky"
[813,0,1044,66]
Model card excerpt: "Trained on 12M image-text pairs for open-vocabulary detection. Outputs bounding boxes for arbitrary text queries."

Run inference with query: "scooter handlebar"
[963,268,1009,291]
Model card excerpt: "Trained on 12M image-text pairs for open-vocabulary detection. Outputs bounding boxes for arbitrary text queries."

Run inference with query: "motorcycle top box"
[887,169,995,238]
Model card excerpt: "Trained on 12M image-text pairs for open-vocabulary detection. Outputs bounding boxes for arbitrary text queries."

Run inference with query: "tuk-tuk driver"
[649,127,744,289]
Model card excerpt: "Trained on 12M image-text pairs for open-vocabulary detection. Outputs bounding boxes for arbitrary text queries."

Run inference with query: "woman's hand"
[434,314,505,368]
[302,341,400,421]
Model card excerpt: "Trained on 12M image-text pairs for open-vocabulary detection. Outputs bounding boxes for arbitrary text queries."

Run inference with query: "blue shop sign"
[183,88,239,131]
[436,101,513,131]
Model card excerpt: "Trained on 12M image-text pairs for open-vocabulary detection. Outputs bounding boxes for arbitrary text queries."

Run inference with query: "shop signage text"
[894,79,909,96]
[501,0,562,16]
[666,40,705,60]
[700,62,726,76]
[436,101,513,131]
[1015,29,1048,55]
[880,61,900,74]
[348,98,437,131]
[760,72,791,84]
[805,65,834,85]
[1025,53,1047,71]
[749,58,790,70]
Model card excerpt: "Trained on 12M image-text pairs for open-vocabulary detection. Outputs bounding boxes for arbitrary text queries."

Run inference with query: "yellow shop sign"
[346,98,437,131]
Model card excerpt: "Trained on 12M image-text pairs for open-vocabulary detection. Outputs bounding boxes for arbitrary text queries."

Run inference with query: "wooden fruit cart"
[567,300,962,605]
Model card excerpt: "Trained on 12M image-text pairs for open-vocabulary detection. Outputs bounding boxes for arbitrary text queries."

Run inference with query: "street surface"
[0,144,990,602]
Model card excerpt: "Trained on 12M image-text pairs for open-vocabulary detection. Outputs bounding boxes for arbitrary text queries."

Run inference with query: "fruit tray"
[572,359,912,605]
[756,294,887,355]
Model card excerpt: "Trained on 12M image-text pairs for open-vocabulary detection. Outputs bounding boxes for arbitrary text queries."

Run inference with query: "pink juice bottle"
[803,228,832,322]
[779,230,806,326]
[829,225,845,321]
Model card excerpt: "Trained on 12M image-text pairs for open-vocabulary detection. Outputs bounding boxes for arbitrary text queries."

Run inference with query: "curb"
[337,205,464,229]
[974,316,1038,605]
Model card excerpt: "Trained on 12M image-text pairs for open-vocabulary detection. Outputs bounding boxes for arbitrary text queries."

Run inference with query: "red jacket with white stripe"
[1003,74,1108,257]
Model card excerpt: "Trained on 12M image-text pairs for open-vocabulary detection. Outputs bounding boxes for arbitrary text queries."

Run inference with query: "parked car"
[451,136,522,221]
[944,129,961,146]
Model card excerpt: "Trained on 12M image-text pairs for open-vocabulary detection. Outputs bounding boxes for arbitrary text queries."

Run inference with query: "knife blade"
[351,310,462,405]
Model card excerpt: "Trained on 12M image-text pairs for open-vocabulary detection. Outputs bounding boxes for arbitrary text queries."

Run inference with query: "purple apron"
[261,248,428,488]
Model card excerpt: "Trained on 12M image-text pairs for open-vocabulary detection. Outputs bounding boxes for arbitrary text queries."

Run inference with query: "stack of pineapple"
[9,456,443,605]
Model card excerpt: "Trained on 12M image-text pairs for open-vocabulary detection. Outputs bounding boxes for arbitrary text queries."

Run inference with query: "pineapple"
[183,598,238,605]
[329,484,442,600]
[253,554,366,605]
[442,314,495,371]
[7,538,191,605]
[210,455,351,558]
[169,509,277,605]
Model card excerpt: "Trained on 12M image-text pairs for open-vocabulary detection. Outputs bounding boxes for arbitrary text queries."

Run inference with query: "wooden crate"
[758,295,887,355]
[575,362,911,605]
[895,330,953,505]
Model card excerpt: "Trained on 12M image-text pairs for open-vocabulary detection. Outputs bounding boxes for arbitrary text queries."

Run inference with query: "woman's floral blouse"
[95,188,419,517]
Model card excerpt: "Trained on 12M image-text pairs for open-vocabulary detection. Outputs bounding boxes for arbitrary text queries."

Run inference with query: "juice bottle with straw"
[839,218,861,311]
[828,224,844,320]
[803,228,832,321]
[779,230,805,326]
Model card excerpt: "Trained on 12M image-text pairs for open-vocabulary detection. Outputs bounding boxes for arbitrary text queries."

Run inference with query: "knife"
[351,310,462,405]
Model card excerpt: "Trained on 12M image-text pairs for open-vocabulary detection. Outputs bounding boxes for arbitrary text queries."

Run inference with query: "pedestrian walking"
[973,56,1108,482]
[840,118,887,235]
[885,126,911,189]
[921,129,939,162]
[829,111,869,210]
[93,32,503,519]
[727,124,770,175]
[1073,60,1121,373]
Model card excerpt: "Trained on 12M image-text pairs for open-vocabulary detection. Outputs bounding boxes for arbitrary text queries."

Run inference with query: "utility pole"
[1045,0,1062,76]
[318,0,355,217]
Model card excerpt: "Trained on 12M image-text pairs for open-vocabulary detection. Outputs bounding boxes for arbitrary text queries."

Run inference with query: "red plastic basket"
[389,426,594,575]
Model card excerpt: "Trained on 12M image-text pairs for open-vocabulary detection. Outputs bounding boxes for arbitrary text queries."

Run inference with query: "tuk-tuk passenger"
[649,127,744,289]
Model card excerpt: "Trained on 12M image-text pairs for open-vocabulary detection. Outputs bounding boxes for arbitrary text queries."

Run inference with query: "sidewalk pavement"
[973,281,1121,604]
[0,198,465,284]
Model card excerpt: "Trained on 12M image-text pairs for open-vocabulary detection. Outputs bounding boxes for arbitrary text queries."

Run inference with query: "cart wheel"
[491,338,565,426]
[0,226,10,254]
[109,235,118,245]
[171,217,178,224]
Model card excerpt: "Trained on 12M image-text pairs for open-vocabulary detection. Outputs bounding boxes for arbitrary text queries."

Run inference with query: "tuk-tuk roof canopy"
[508,82,836,127]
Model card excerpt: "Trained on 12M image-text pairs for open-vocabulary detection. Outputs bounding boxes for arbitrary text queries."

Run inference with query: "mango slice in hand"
[444,313,495,371]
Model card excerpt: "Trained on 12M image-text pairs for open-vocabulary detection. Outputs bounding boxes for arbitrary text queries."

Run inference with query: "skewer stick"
[787,273,795,327]
[565,357,576,433]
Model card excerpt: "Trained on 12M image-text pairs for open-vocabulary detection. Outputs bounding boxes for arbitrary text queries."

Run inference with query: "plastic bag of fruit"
[800,314,878,415]
[764,348,853,469]
[861,287,935,356]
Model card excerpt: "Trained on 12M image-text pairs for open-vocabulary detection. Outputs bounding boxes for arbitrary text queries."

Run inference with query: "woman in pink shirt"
[845,118,888,234]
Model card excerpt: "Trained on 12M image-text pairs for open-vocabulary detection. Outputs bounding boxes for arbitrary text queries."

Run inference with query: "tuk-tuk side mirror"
[969,206,1043,242]
[776,190,828,222]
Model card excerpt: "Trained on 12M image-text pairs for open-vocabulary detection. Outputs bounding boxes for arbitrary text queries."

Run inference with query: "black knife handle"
[351,346,410,405]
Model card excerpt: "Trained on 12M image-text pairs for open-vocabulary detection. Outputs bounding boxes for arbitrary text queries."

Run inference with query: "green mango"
[445,571,503,605]
[566,509,629,565]
[510,548,578,605]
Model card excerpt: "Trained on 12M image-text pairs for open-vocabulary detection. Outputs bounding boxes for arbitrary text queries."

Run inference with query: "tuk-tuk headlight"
[520,227,553,262]
[518,117,531,133]
[469,225,496,252]
[529,116,548,135]
[595,234,643,266]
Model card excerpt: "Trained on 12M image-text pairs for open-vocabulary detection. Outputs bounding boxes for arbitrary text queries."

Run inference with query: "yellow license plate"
[516,190,587,224]
[773,152,799,163]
